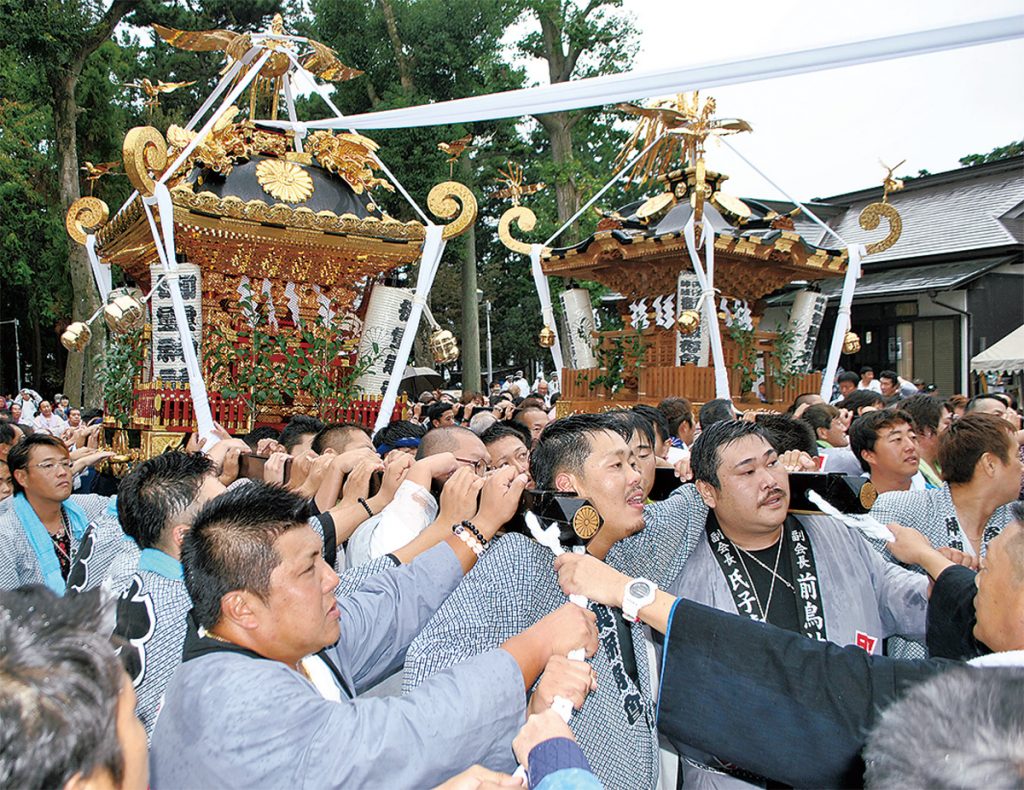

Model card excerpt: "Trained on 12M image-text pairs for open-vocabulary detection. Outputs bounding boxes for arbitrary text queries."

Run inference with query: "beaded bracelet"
[451,523,485,557]
[357,497,374,518]
[460,520,488,547]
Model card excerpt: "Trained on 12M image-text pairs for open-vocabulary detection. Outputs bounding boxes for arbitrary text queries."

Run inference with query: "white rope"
[542,131,666,248]
[277,49,430,224]
[282,16,1024,131]
[718,137,849,247]
[683,214,731,400]
[530,244,564,372]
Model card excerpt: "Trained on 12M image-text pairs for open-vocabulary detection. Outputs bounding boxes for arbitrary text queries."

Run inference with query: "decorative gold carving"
[61,322,92,352]
[498,206,540,255]
[572,504,601,540]
[428,181,478,240]
[123,126,169,197]
[859,202,902,255]
[255,159,314,203]
[880,159,906,203]
[538,326,556,348]
[65,197,110,245]
[306,131,393,195]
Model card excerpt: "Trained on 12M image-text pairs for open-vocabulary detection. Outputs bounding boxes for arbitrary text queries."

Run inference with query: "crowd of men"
[0,376,1022,790]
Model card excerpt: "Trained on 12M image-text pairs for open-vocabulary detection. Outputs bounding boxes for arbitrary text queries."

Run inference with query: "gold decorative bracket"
[498,206,547,255]
[858,202,903,255]
[123,126,170,197]
[427,181,478,240]
[66,197,110,245]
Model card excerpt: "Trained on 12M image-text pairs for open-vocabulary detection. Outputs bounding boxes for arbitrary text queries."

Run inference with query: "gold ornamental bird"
[123,78,197,109]
[152,18,363,84]
[437,134,474,177]
[80,160,121,194]
[879,159,906,203]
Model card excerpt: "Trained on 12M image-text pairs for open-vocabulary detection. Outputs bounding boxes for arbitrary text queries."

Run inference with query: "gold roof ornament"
[437,134,474,178]
[306,131,394,195]
[152,15,362,121]
[857,161,906,255]
[493,161,545,207]
[880,159,906,203]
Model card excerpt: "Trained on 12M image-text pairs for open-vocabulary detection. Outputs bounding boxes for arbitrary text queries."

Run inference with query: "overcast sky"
[526,0,1024,201]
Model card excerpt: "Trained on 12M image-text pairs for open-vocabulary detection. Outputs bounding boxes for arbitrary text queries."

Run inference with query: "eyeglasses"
[31,460,73,472]
[454,457,488,475]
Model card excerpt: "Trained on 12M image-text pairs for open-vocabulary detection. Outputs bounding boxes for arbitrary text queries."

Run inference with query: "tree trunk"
[378,0,415,96]
[459,156,481,392]
[536,111,582,243]
[30,312,42,390]
[52,71,104,407]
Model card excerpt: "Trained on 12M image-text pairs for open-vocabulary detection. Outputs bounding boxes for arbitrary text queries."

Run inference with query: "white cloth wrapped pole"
[820,244,866,401]
[530,244,564,374]
[142,183,217,446]
[374,225,447,433]
[84,235,111,302]
[683,215,731,400]
[275,17,1023,131]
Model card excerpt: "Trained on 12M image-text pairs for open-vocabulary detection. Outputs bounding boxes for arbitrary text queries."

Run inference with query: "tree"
[1,0,143,404]
[516,0,638,242]
[958,139,1023,168]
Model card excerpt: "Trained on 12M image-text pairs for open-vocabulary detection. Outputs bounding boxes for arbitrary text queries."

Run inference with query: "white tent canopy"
[971,324,1024,374]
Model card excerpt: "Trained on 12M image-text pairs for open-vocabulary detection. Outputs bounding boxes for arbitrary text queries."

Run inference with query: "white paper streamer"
[683,215,731,400]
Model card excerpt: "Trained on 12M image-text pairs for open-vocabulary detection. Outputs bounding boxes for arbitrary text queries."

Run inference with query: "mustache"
[758,487,786,506]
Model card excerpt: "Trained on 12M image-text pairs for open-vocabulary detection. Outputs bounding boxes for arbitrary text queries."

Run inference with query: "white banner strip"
[279,16,1023,131]
[374,225,447,433]
[84,235,111,302]
[530,244,564,373]
[820,244,866,401]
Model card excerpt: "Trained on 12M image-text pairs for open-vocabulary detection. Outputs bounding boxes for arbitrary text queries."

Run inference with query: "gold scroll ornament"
[858,202,902,255]
[498,206,545,256]
[123,126,170,197]
[65,197,110,245]
[427,181,478,240]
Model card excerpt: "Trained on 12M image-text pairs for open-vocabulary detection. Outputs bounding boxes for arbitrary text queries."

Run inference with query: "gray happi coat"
[669,513,929,790]
[0,493,122,592]
[870,484,1013,658]
[150,542,527,789]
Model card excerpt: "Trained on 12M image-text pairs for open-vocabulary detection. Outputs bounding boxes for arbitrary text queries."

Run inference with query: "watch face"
[628,581,651,598]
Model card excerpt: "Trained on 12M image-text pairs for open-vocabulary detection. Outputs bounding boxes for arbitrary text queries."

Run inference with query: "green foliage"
[958,140,1023,168]
[98,326,147,426]
[585,330,647,394]
[768,327,798,391]
[727,322,757,395]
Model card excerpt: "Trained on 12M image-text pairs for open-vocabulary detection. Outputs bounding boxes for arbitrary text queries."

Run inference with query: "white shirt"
[857,380,883,394]
[345,479,438,568]
[34,413,68,436]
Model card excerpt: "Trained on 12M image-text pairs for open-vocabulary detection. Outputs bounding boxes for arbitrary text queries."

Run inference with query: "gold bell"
[842,331,862,355]
[429,329,459,365]
[538,326,556,348]
[677,309,701,335]
[104,289,146,335]
[61,321,92,352]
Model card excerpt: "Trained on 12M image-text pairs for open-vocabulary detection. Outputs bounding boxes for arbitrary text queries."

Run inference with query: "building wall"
[968,273,1024,358]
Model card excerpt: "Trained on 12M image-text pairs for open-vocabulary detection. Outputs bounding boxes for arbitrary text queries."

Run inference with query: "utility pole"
[459,154,481,392]
[484,299,493,388]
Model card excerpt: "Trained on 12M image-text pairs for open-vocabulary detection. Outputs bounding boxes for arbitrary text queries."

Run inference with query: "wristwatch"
[622,577,657,622]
